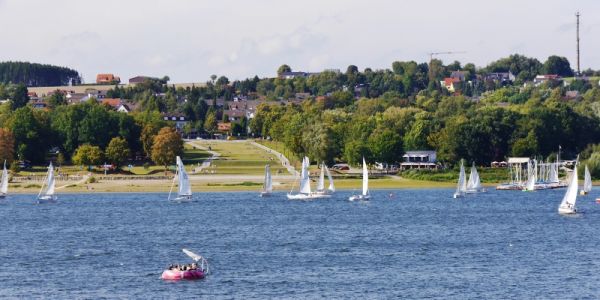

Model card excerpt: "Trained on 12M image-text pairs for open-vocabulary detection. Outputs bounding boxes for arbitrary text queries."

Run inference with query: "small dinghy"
[161,248,209,281]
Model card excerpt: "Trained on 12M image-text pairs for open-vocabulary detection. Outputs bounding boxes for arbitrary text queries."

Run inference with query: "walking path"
[186,140,221,172]
[249,141,298,176]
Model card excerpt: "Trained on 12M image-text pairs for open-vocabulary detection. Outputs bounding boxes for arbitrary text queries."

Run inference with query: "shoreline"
[5,175,488,194]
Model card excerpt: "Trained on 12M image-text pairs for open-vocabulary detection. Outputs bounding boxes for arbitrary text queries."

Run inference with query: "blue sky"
[0,0,597,83]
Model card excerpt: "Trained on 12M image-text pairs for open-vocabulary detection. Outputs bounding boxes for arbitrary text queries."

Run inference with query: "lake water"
[1,189,600,299]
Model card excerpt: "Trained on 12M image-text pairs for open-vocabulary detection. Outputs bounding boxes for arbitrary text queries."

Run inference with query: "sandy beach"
[7,174,458,194]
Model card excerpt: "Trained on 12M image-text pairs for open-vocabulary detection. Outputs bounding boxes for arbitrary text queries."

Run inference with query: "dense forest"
[1,54,600,175]
[0,61,81,86]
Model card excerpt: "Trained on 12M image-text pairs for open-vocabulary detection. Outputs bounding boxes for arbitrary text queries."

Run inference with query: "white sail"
[298,157,311,194]
[325,164,335,193]
[558,167,578,214]
[176,156,192,197]
[524,160,535,191]
[0,160,8,195]
[455,160,466,196]
[583,165,592,193]
[263,164,273,193]
[317,163,325,191]
[549,162,559,183]
[361,157,368,196]
[45,163,56,196]
[466,163,482,191]
[182,248,203,262]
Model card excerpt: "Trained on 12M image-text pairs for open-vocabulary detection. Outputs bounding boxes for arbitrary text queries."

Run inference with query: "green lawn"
[187,140,289,175]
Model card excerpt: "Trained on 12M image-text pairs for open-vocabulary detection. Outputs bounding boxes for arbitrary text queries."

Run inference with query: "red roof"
[101,98,122,108]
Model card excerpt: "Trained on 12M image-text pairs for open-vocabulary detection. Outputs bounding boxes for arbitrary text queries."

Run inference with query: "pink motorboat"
[161,269,205,280]
[161,248,210,281]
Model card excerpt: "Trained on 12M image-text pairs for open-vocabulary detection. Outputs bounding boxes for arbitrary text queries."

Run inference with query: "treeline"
[0,61,81,87]
[0,100,183,170]
[249,87,600,166]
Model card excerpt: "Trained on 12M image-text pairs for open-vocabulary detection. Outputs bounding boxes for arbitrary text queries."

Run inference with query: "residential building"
[484,72,515,83]
[401,151,438,170]
[96,73,121,84]
[440,77,461,93]
[162,113,188,133]
[278,71,318,79]
[533,74,561,85]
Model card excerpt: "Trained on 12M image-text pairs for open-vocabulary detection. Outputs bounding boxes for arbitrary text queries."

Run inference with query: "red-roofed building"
[101,98,122,108]
[96,73,120,84]
[440,77,462,93]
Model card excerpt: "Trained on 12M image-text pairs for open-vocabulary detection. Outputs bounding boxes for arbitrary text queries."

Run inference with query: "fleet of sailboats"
[37,162,57,203]
[260,164,273,197]
[287,156,332,200]
[0,160,8,199]
[168,156,192,202]
[348,157,369,201]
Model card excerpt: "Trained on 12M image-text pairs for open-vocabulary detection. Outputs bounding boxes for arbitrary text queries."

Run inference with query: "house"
[278,71,317,79]
[128,76,155,84]
[162,113,188,132]
[533,74,561,85]
[203,99,225,108]
[31,100,47,109]
[564,90,580,101]
[116,104,131,113]
[96,73,120,84]
[440,77,461,93]
[484,72,515,83]
[449,71,467,81]
[101,98,122,109]
[400,151,437,170]
[223,109,246,122]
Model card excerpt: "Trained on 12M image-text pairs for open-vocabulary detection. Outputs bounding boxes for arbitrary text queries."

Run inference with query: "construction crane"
[428,51,466,61]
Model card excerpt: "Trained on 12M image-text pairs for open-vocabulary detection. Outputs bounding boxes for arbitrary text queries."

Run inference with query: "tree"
[10,84,29,110]
[140,123,160,158]
[72,144,103,167]
[0,128,15,163]
[204,110,217,135]
[151,127,183,170]
[277,64,292,76]
[48,91,67,108]
[542,55,574,77]
[8,106,49,163]
[105,137,131,169]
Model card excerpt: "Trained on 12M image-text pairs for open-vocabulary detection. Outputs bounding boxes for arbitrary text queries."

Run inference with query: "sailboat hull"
[260,192,272,197]
[287,193,331,200]
[0,193,6,199]
[580,191,589,196]
[171,195,193,202]
[37,195,57,204]
[558,207,576,214]
[348,194,369,201]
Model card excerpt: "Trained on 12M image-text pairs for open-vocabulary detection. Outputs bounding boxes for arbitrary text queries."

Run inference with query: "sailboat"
[0,160,8,198]
[453,160,467,198]
[315,162,335,195]
[465,163,485,193]
[523,160,536,192]
[260,164,273,197]
[168,156,192,202]
[558,166,578,214]
[581,165,592,196]
[287,157,330,200]
[349,157,369,201]
[37,162,57,203]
